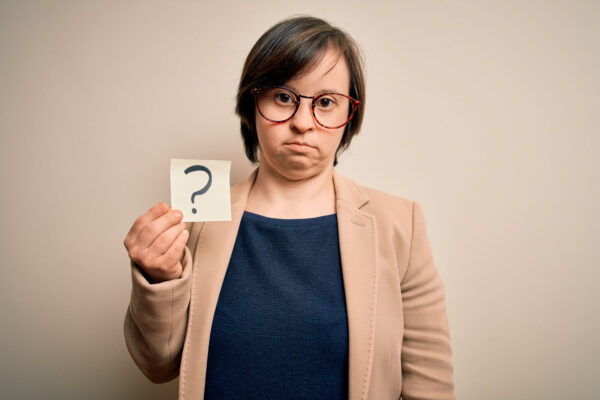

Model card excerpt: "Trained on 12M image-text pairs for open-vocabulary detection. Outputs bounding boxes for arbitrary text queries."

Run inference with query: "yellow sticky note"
[170,159,232,222]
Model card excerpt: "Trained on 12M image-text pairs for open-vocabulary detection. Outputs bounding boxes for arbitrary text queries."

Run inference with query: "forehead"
[284,48,350,93]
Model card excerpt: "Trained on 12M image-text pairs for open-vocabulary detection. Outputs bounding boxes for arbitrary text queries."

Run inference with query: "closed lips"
[287,142,314,148]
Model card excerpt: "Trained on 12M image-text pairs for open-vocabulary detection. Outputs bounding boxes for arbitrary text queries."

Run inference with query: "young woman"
[124,16,455,400]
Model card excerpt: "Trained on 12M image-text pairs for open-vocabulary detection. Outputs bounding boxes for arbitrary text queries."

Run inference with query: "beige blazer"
[124,167,455,400]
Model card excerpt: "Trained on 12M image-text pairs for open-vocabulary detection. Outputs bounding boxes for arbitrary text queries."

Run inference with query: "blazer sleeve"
[400,201,455,400]
[123,222,201,383]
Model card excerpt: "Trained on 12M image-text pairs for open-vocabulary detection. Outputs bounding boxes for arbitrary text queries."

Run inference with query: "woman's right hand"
[123,202,190,283]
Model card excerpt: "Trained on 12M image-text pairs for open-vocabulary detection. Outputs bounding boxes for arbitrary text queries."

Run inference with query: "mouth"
[285,141,315,149]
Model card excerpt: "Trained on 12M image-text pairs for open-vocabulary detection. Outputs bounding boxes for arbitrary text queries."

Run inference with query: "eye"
[274,91,295,104]
[316,95,336,109]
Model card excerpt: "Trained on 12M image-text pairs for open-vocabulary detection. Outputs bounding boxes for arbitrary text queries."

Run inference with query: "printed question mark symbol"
[184,165,212,214]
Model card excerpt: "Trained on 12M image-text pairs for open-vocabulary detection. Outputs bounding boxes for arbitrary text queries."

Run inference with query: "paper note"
[170,159,231,222]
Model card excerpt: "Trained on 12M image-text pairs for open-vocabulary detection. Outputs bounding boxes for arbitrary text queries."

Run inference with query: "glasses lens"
[256,87,298,122]
[313,93,352,128]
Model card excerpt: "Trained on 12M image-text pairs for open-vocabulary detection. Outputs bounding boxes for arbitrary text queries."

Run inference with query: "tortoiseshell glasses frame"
[251,86,361,129]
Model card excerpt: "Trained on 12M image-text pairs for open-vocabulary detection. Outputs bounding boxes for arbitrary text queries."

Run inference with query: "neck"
[245,163,336,219]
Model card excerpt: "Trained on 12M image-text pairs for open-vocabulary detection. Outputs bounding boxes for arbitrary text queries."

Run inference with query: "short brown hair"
[235,16,366,166]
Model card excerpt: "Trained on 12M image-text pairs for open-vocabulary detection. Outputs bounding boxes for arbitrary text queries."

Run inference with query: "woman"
[124,16,455,400]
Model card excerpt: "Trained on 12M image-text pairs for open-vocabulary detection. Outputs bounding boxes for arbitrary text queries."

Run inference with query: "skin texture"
[245,47,351,219]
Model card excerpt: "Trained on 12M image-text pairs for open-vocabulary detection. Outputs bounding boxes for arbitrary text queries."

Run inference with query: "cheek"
[327,129,345,148]
[254,117,269,145]
[255,120,281,151]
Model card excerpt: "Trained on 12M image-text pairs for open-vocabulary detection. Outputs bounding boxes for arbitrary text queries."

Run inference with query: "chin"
[277,159,326,180]
[260,151,331,180]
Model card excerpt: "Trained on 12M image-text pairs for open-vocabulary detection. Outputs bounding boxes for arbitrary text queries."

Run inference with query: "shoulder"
[351,181,434,248]
[333,170,417,223]
[348,180,418,261]
[353,180,415,222]
[359,183,413,208]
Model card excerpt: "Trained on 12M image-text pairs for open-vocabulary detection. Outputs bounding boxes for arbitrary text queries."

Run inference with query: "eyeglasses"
[251,86,361,129]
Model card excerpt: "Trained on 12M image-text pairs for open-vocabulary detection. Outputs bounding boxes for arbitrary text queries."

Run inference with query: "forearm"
[124,245,193,383]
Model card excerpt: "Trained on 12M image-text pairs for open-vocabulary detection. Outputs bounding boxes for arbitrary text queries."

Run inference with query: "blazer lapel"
[333,169,378,400]
[182,167,378,400]
[180,168,259,398]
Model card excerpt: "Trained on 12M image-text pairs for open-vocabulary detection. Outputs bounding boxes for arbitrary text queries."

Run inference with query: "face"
[255,48,351,181]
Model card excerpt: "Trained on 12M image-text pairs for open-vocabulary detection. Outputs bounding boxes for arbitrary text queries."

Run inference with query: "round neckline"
[242,210,337,227]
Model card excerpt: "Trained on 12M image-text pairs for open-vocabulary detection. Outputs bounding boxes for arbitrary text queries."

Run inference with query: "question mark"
[184,165,212,214]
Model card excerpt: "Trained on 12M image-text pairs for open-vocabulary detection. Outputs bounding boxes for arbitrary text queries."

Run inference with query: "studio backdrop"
[1,1,598,399]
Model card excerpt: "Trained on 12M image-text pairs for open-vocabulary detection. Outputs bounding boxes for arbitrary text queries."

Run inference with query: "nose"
[289,97,315,133]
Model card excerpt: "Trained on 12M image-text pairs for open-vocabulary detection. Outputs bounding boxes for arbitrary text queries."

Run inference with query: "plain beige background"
[1,1,598,399]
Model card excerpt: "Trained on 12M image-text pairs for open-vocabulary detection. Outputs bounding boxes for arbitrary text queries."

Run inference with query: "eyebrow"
[285,85,346,96]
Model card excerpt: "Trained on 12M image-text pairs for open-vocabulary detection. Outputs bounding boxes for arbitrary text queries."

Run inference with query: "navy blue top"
[204,211,349,399]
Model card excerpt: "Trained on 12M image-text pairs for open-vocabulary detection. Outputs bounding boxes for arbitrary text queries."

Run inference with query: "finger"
[137,208,184,249]
[145,221,187,260]
[155,229,189,279]
[127,202,171,242]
